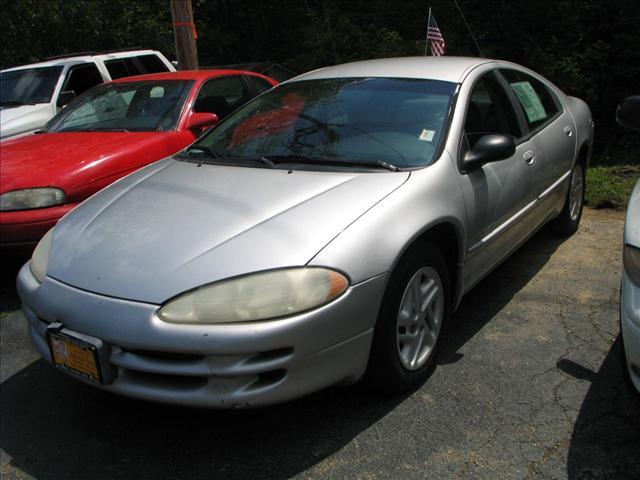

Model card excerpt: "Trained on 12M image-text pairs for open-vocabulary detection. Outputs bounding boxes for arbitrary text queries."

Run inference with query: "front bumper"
[0,203,78,249]
[17,263,387,408]
[621,270,640,393]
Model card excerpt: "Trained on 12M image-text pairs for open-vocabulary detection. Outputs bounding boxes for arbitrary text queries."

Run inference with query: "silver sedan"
[18,57,594,407]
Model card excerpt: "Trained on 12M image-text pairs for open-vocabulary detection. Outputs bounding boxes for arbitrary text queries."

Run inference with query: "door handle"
[523,150,536,165]
[564,125,573,137]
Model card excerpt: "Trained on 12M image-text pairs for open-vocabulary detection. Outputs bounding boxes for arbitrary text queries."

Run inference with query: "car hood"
[48,159,409,303]
[1,132,176,194]
[625,179,640,248]
[0,104,52,139]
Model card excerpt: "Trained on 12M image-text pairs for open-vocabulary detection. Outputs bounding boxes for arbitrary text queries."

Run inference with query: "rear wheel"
[366,243,450,392]
[551,162,585,235]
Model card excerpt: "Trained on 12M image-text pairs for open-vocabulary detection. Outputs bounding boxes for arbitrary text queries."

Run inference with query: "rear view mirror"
[463,134,516,171]
[56,90,76,108]
[616,96,640,131]
[186,111,219,134]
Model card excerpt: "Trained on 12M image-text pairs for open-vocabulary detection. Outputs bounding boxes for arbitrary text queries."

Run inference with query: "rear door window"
[500,69,561,131]
[134,54,170,74]
[105,58,138,79]
[106,55,170,80]
[193,75,254,120]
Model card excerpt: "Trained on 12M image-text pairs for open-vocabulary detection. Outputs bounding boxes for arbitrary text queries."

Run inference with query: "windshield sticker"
[419,129,435,142]
[510,81,547,123]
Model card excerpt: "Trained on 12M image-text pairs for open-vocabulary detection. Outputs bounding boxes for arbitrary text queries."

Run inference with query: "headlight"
[0,188,66,211]
[31,228,54,283]
[158,267,349,324]
[624,244,640,287]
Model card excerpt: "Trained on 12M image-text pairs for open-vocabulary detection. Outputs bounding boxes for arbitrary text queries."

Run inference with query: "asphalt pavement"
[1,208,638,480]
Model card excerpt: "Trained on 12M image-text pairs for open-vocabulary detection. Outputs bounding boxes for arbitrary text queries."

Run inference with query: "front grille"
[32,320,292,396]
[109,345,291,395]
[123,348,204,362]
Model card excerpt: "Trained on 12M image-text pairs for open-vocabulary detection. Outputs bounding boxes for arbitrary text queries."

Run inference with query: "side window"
[248,76,273,95]
[134,54,169,74]
[464,71,521,149]
[192,76,254,120]
[105,58,146,79]
[500,69,560,130]
[105,59,131,79]
[63,63,103,96]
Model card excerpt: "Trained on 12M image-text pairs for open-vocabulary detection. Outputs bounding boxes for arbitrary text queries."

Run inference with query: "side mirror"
[463,134,516,171]
[616,95,640,131]
[56,90,76,108]
[186,111,220,134]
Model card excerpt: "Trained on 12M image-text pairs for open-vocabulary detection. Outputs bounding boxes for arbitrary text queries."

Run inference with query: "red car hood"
[0,132,180,194]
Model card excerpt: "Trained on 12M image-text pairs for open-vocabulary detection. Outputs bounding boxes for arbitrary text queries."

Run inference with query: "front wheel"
[366,243,450,393]
[551,162,585,235]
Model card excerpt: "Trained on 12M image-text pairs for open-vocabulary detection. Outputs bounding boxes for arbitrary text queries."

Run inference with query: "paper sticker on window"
[419,129,435,141]
[150,86,165,98]
[510,81,547,124]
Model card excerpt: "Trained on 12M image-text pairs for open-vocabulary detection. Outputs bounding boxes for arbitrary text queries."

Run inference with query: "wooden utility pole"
[170,0,198,70]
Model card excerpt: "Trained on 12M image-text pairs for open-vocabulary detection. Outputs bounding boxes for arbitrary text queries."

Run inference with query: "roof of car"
[289,56,498,84]
[111,69,270,83]
[1,49,165,72]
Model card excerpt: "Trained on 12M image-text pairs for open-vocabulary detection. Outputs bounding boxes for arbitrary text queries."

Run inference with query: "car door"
[458,70,539,289]
[499,69,575,227]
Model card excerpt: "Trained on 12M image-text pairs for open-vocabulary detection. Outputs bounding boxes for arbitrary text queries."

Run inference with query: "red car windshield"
[45,80,193,133]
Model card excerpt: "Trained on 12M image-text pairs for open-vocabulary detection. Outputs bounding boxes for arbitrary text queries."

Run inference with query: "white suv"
[0,49,175,140]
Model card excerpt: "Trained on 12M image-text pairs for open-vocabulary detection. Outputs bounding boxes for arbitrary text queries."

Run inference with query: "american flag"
[427,13,446,56]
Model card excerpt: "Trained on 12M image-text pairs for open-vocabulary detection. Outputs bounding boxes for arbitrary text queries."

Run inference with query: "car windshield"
[188,77,456,169]
[45,80,193,133]
[0,66,63,106]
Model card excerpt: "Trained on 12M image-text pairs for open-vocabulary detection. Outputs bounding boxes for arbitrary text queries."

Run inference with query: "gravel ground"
[1,207,638,480]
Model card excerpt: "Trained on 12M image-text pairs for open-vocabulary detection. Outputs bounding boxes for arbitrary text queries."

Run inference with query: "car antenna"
[453,0,485,58]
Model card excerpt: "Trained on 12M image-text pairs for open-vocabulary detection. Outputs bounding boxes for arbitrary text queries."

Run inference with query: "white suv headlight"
[158,268,349,324]
[0,188,66,211]
[31,228,54,283]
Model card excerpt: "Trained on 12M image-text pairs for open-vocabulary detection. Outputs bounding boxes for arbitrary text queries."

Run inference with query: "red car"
[0,70,277,250]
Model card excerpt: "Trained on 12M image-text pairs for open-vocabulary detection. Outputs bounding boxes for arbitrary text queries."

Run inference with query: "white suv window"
[105,55,169,80]
[62,63,103,97]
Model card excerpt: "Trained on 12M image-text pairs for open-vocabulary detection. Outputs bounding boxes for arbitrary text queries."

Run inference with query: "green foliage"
[0,0,173,67]
[1,0,638,164]
[585,165,639,210]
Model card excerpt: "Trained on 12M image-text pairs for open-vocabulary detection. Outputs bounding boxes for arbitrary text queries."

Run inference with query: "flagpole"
[424,7,431,56]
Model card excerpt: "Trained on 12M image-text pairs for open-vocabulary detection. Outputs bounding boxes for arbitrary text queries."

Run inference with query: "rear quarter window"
[249,76,274,95]
[500,69,561,131]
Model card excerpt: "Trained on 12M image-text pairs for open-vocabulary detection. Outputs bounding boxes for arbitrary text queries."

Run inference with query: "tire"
[551,162,585,235]
[365,242,450,393]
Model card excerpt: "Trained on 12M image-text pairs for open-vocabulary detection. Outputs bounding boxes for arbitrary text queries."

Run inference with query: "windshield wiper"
[59,128,130,133]
[375,160,400,172]
[93,128,130,132]
[185,145,224,158]
[263,154,401,171]
[180,148,276,169]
